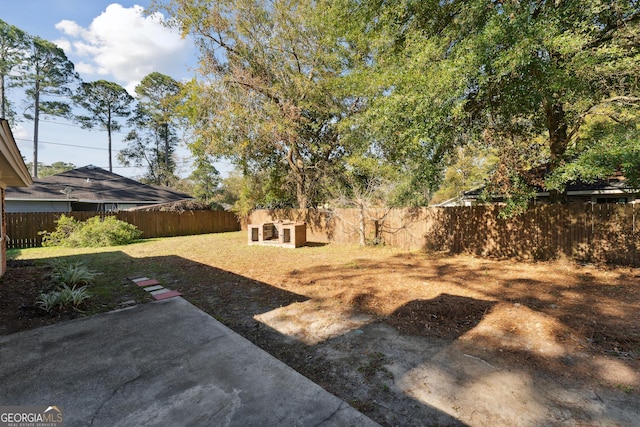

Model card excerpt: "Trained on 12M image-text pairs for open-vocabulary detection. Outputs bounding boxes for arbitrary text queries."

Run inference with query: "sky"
[2,1,232,179]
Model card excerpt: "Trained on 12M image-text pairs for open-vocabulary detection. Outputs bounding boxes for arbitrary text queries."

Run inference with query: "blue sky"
[4,1,231,179]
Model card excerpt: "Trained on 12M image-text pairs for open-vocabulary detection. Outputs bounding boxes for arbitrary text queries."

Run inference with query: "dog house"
[248,222,307,248]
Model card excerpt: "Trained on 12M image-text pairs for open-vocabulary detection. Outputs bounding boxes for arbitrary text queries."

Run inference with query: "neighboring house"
[5,165,193,213]
[0,119,32,277]
[460,170,638,206]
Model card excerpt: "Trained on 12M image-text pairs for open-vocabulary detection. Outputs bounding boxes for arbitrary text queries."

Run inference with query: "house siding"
[5,200,70,213]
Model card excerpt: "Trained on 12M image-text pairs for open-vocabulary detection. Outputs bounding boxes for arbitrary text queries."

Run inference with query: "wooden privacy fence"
[248,204,640,267]
[6,210,240,249]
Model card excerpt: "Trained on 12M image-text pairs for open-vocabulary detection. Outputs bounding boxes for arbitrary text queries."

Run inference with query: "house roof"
[5,165,192,204]
[0,119,32,188]
[463,168,637,201]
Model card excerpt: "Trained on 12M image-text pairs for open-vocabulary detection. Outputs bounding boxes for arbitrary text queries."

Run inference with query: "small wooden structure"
[248,221,307,248]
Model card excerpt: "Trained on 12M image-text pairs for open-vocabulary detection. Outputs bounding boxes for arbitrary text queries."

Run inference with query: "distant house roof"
[0,120,32,188]
[6,165,192,204]
[462,167,638,204]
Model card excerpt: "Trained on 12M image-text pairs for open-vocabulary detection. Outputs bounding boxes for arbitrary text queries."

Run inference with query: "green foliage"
[14,35,78,177]
[41,215,143,248]
[37,258,96,313]
[73,80,134,172]
[157,0,361,208]
[479,171,537,218]
[431,146,498,205]
[0,18,29,122]
[189,153,221,202]
[41,215,79,247]
[47,259,99,287]
[119,72,183,186]
[25,161,75,177]
[546,106,640,191]
[35,291,60,313]
[36,284,91,313]
[338,0,640,204]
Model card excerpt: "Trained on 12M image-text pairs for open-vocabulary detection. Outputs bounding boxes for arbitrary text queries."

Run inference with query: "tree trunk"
[0,74,5,120]
[107,111,112,172]
[545,99,568,203]
[32,83,40,178]
[295,178,308,209]
[358,201,366,246]
[285,141,308,208]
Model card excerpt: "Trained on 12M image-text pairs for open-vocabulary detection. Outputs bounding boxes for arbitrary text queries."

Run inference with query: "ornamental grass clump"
[36,284,91,313]
[41,214,143,247]
[47,259,99,289]
[36,259,96,313]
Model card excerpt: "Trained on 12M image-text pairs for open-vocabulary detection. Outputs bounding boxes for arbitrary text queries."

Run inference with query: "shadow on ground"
[2,251,470,427]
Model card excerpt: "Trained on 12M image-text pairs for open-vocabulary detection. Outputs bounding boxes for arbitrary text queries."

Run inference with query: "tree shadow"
[4,250,470,426]
[387,294,496,340]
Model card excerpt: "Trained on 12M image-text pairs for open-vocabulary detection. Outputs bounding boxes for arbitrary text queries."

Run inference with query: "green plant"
[36,285,91,313]
[41,215,143,247]
[48,259,99,287]
[35,292,60,313]
[40,215,80,247]
[616,384,635,394]
[62,284,92,308]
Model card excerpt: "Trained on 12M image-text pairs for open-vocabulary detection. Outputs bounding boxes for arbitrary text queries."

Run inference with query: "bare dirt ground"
[2,245,640,426]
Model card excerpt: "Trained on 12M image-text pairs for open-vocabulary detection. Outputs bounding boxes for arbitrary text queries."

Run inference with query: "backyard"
[2,231,639,426]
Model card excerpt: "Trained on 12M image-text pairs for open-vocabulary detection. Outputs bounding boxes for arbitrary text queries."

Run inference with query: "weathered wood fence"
[8,205,640,266]
[248,204,640,267]
[6,210,240,249]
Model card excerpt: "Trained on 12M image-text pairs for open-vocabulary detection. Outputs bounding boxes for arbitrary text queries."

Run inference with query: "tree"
[328,156,396,245]
[155,0,362,209]
[431,146,498,205]
[216,170,244,209]
[189,154,220,202]
[14,36,78,178]
[0,19,29,122]
[118,72,183,186]
[73,80,133,172]
[26,161,75,177]
[338,0,640,204]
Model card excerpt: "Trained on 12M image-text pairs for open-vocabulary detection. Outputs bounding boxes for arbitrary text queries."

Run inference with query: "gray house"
[5,165,193,213]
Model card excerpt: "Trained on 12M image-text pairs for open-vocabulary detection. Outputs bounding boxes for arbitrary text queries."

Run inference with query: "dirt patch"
[0,260,64,335]
[3,245,640,426]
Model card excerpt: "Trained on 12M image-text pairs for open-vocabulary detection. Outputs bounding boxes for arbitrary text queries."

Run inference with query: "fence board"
[6,210,240,249]
[247,205,640,267]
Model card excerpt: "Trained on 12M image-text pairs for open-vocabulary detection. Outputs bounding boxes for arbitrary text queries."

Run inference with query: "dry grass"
[5,231,640,425]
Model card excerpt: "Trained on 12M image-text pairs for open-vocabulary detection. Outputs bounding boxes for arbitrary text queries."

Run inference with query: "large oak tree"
[155,0,361,208]
[340,0,640,203]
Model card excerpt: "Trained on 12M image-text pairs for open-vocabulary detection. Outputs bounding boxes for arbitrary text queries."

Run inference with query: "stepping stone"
[150,288,170,296]
[153,290,182,301]
[131,277,150,283]
[143,285,164,292]
[134,279,161,287]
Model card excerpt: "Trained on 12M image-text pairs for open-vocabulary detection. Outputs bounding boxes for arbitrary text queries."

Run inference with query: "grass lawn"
[3,230,640,426]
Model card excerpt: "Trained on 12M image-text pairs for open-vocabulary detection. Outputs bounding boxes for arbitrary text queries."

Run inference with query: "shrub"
[41,215,143,247]
[40,215,80,247]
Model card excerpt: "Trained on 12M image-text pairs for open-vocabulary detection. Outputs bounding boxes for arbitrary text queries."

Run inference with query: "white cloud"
[55,20,84,37]
[52,38,72,52]
[55,3,192,93]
